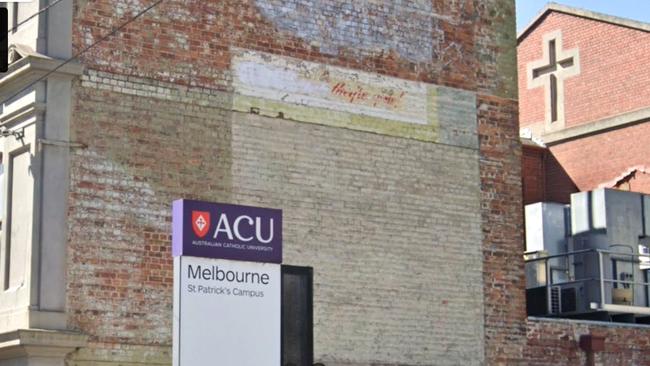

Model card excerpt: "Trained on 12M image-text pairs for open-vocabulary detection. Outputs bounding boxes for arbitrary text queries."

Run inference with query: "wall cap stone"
[541,106,650,145]
[528,316,650,330]
[0,53,84,103]
[0,329,87,360]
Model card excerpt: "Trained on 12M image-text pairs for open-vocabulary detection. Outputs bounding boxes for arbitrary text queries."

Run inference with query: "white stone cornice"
[0,54,83,103]
[0,103,46,128]
[0,329,87,361]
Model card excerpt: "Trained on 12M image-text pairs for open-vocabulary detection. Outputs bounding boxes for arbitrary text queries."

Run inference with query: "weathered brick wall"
[68,72,484,365]
[65,0,522,364]
[72,0,484,91]
[525,318,650,366]
[518,11,650,129]
[478,95,526,365]
[473,1,527,363]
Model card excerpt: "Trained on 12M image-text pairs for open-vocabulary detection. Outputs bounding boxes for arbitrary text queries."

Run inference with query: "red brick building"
[519,3,650,204]
[518,5,650,365]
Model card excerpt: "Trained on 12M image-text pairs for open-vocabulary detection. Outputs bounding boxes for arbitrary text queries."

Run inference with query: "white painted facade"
[0,1,86,365]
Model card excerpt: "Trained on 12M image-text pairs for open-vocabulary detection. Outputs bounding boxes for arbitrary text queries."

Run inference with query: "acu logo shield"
[192,211,210,238]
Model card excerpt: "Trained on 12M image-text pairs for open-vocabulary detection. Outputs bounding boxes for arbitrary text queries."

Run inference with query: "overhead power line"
[2,0,164,106]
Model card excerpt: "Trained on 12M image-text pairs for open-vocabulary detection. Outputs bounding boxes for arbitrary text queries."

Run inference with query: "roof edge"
[518,2,650,42]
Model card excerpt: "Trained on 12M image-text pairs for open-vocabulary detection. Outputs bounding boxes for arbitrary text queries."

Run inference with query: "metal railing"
[525,248,650,316]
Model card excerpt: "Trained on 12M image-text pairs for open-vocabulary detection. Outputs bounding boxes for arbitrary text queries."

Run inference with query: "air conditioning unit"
[549,285,579,314]
[527,283,585,316]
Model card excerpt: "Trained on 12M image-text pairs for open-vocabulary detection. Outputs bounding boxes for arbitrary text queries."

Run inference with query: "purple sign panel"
[172,199,282,263]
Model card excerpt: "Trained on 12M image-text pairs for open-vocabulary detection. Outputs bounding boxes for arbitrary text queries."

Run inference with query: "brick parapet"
[526,317,650,365]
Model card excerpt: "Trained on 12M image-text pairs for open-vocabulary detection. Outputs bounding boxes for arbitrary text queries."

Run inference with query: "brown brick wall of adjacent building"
[512,6,650,366]
[522,145,577,204]
[542,150,578,203]
[548,122,650,193]
[522,145,545,204]
[517,10,650,365]
[518,12,650,129]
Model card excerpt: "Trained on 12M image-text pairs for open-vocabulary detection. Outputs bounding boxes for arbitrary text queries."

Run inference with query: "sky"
[516,0,650,33]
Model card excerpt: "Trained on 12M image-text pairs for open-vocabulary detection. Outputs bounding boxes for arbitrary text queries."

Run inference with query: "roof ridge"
[518,2,650,42]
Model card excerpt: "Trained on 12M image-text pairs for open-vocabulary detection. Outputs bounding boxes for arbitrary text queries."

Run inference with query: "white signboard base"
[173,256,281,366]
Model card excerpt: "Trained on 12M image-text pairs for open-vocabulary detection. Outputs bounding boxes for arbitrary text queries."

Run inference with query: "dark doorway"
[282,265,313,366]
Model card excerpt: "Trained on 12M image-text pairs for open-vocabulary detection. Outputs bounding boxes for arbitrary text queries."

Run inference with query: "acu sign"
[172,199,282,263]
[172,199,283,366]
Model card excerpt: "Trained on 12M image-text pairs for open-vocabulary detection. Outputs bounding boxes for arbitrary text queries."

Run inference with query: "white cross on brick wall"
[527,30,580,131]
